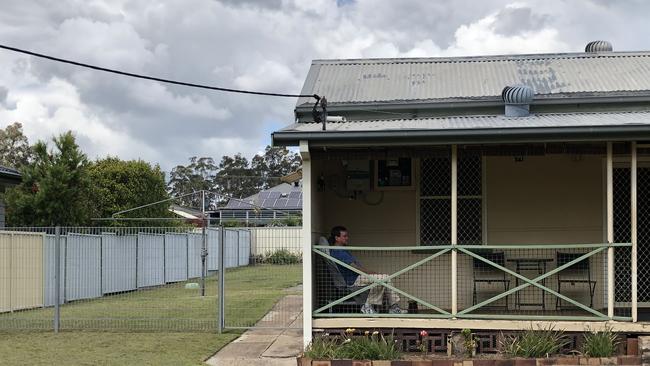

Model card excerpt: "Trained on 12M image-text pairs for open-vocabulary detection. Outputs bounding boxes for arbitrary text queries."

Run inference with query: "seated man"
[328,226,406,315]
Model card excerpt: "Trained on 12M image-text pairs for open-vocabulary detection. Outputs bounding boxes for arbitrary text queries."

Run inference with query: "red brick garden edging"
[297,356,642,365]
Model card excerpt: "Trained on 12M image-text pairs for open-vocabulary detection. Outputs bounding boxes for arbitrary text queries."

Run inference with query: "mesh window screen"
[420,154,482,245]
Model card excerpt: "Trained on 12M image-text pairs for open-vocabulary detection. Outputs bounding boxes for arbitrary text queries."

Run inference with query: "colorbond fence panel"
[224,230,239,269]
[248,227,301,256]
[11,232,44,310]
[0,233,10,312]
[137,234,165,288]
[238,230,251,266]
[187,233,202,278]
[164,233,188,283]
[65,234,101,301]
[207,229,219,271]
[44,235,65,306]
[102,234,137,294]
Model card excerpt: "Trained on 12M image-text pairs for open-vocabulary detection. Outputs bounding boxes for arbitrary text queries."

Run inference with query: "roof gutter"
[272,125,650,147]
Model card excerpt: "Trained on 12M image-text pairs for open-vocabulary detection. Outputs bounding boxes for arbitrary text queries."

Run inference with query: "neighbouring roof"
[169,204,203,219]
[296,51,650,108]
[274,110,650,146]
[222,183,302,211]
[0,165,21,181]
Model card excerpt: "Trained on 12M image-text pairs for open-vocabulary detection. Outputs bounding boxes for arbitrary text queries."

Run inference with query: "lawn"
[0,264,301,365]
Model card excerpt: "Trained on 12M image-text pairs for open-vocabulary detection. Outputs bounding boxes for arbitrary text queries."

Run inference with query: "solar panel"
[259,192,270,199]
[289,191,301,199]
[276,198,288,207]
[268,191,282,199]
[286,199,300,208]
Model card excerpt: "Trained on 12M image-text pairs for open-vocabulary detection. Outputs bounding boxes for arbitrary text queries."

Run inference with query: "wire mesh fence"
[0,225,303,332]
[223,226,303,329]
[312,243,630,320]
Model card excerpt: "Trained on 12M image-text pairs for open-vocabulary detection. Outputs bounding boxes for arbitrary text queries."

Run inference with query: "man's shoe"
[360,303,376,314]
[389,304,407,314]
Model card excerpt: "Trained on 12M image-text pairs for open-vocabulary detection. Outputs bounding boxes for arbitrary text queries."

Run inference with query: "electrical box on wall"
[344,160,370,192]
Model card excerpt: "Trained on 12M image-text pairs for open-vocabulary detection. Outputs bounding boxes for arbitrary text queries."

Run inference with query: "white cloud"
[0,0,649,173]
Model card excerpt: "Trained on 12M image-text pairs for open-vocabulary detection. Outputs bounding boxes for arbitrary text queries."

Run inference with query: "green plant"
[581,326,620,357]
[461,328,477,357]
[264,249,302,264]
[305,330,401,360]
[304,335,339,359]
[337,330,401,360]
[499,325,569,358]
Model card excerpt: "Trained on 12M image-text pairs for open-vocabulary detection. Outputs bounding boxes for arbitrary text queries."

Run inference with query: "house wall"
[313,153,608,312]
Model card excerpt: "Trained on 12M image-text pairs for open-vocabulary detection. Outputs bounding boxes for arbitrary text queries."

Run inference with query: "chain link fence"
[0,225,302,332]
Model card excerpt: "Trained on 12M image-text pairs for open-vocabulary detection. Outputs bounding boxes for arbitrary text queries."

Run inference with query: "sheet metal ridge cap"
[310,50,650,65]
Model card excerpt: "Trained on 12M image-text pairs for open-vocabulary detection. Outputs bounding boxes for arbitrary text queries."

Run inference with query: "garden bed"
[301,327,643,366]
[298,355,642,365]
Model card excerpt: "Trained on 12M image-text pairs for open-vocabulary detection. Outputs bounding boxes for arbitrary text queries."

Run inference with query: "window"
[419,155,483,245]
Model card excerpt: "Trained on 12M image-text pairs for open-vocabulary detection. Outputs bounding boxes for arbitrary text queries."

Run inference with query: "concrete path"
[205,294,303,366]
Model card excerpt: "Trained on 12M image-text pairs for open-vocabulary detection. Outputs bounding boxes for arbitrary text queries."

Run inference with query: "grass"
[0,264,301,365]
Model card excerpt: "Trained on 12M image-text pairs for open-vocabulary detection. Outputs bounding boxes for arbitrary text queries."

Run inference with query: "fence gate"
[222,226,303,330]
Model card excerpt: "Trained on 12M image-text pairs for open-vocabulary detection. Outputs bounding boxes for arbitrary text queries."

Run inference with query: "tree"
[4,131,92,226]
[214,153,258,201]
[168,156,218,208]
[251,146,301,190]
[89,157,172,222]
[0,122,33,169]
[167,147,302,208]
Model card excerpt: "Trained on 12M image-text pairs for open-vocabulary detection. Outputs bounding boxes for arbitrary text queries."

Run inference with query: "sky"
[0,0,649,172]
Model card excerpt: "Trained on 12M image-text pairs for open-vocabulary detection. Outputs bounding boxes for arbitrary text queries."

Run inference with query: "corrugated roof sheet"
[296,52,650,106]
[278,110,650,133]
[0,165,20,178]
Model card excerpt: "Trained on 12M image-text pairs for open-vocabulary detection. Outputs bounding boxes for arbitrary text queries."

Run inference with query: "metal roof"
[273,110,650,146]
[0,165,21,179]
[223,183,302,211]
[296,51,650,107]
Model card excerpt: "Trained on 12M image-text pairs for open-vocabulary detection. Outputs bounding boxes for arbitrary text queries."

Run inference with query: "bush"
[500,325,569,358]
[304,335,338,359]
[581,327,620,357]
[305,330,401,360]
[264,249,302,264]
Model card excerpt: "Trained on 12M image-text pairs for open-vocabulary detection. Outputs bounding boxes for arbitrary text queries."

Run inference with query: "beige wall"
[486,155,604,244]
[313,154,607,311]
[314,159,416,246]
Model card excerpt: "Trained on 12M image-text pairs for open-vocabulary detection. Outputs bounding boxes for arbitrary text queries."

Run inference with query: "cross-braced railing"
[312,243,633,321]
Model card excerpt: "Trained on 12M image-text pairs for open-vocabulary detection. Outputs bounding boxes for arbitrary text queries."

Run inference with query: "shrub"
[304,335,338,359]
[581,326,620,357]
[305,330,401,360]
[500,325,569,358]
[264,249,302,264]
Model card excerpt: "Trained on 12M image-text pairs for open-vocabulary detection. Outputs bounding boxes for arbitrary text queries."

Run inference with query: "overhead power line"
[0,44,319,100]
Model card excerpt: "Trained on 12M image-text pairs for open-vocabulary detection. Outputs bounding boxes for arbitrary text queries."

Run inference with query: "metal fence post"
[54,226,61,333]
[201,219,207,297]
[218,225,225,333]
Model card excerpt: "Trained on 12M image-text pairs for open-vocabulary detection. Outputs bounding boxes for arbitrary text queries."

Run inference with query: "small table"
[506,258,554,310]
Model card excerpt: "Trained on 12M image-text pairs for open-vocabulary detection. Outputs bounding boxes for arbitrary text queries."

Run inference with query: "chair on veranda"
[315,237,368,313]
[472,250,510,310]
[555,252,597,309]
